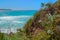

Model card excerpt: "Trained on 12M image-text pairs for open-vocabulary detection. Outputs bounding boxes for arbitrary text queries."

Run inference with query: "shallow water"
[0,10,36,33]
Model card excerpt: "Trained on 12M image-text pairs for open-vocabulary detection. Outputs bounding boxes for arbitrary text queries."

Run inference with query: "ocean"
[0,10,37,33]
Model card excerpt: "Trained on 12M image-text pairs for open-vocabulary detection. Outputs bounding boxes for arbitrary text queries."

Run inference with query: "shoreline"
[0,27,18,34]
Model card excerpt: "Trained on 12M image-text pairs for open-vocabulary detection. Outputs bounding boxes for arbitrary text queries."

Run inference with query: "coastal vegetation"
[0,0,60,40]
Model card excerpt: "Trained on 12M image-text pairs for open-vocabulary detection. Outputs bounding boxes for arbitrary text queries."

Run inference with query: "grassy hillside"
[0,0,60,40]
[24,0,60,40]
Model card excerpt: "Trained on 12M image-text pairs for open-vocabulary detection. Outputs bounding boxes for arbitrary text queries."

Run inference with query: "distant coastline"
[0,9,12,12]
[0,9,11,10]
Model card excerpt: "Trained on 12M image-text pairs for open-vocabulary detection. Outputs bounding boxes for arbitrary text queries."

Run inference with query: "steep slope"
[24,1,60,40]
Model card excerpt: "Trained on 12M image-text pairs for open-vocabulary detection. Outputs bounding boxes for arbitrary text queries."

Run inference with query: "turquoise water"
[0,10,37,28]
[0,10,37,16]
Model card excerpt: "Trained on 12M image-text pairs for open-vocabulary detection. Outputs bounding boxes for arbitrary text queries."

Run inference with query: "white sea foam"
[0,28,17,34]
[0,15,32,33]
[12,21,24,23]
[0,15,31,24]
[0,16,31,20]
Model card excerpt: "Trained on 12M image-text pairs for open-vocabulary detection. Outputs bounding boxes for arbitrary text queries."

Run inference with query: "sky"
[0,0,57,10]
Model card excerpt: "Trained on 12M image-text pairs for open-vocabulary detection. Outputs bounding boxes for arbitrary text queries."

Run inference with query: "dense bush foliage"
[0,0,60,40]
